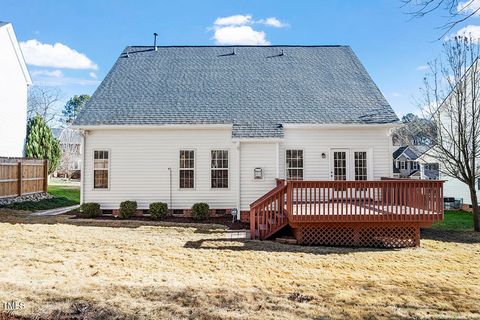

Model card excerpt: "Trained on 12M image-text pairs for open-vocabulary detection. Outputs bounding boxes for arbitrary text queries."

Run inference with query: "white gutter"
[282,123,402,129]
[71,124,233,130]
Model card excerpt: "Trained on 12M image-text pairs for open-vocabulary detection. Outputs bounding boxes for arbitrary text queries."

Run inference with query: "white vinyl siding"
[279,127,388,180]
[240,142,278,210]
[83,125,394,211]
[83,129,238,209]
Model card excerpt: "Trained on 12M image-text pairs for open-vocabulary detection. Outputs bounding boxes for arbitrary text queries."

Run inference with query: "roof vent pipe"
[153,33,158,51]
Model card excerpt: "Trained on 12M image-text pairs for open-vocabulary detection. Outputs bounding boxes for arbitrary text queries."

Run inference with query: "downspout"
[275,142,280,179]
[236,141,241,219]
[80,130,87,204]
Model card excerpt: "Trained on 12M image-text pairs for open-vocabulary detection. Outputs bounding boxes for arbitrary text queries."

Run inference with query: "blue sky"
[3,0,480,118]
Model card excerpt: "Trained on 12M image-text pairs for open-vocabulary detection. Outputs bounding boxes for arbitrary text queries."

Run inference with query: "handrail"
[286,180,444,223]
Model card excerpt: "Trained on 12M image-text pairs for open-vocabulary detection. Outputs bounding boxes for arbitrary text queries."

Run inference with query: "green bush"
[191,202,209,220]
[78,202,101,218]
[149,202,168,220]
[119,200,137,219]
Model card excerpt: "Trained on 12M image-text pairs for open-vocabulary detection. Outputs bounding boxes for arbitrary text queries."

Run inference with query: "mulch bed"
[70,213,248,230]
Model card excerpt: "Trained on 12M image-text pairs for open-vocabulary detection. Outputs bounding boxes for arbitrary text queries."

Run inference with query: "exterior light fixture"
[321,153,326,159]
[254,167,263,179]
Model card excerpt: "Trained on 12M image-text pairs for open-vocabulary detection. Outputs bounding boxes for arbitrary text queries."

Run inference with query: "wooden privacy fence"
[0,158,48,198]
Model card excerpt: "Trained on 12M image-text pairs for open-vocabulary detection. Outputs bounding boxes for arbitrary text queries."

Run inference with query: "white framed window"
[400,161,405,170]
[286,149,304,180]
[354,151,368,181]
[179,150,195,189]
[211,150,229,188]
[93,150,109,189]
[412,161,419,170]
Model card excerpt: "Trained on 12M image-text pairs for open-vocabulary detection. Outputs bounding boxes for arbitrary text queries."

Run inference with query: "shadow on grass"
[183,237,393,255]
[421,228,480,244]
[0,209,231,234]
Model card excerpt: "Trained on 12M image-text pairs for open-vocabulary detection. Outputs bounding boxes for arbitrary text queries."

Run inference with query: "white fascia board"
[4,23,32,85]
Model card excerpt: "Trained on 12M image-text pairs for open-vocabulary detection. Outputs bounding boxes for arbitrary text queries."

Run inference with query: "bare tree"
[56,127,81,179]
[27,86,63,124]
[416,36,480,231]
[402,0,480,38]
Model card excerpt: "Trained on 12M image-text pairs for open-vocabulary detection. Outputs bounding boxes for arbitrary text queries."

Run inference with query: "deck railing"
[250,179,444,240]
[286,180,444,223]
[250,183,288,240]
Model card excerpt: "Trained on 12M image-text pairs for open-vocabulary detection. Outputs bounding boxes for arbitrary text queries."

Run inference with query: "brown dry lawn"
[0,209,479,320]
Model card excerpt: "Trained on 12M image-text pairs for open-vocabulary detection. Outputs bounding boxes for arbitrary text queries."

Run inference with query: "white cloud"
[457,0,480,16]
[20,39,98,70]
[258,17,288,28]
[416,65,429,71]
[211,14,287,45]
[214,14,253,26]
[448,25,480,42]
[392,92,402,97]
[31,69,63,78]
[89,72,97,79]
[213,25,269,45]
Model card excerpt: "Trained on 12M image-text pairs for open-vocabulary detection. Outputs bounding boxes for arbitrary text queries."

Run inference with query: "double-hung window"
[400,161,405,170]
[211,150,228,188]
[179,150,195,189]
[286,149,304,180]
[93,150,109,189]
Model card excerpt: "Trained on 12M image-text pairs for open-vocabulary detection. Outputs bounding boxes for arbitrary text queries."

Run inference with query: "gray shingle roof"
[0,22,10,28]
[74,45,399,138]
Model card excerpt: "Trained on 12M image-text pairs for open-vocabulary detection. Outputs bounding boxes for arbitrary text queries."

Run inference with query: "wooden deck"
[250,179,444,247]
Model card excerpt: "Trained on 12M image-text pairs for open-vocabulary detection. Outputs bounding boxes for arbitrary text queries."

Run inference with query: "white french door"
[331,149,349,181]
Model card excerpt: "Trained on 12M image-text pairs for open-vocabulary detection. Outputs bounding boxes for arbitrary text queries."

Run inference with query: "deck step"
[276,237,298,245]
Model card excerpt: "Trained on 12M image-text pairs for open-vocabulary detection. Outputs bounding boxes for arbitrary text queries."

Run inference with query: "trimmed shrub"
[149,202,168,220]
[119,200,137,219]
[191,202,209,220]
[78,202,101,218]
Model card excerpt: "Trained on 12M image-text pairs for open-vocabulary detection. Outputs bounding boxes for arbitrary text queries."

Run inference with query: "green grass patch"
[432,210,474,231]
[48,185,80,203]
[0,185,80,211]
[1,197,78,211]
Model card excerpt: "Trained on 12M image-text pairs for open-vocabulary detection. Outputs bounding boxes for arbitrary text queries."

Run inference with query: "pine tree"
[25,115,62,174]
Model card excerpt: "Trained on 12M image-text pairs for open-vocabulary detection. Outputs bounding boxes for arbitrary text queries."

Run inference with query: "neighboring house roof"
[74,45,399,138]
[0,21,32,85]
[409,169,420,177]
[51,128,62,139]
[393,146,419,160]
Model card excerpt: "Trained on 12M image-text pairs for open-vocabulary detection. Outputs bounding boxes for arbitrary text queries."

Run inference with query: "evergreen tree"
[25,115,62,174]
[62,94,91,124]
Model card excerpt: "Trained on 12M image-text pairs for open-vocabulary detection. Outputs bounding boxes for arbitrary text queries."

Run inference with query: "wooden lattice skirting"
[293,222,421,248]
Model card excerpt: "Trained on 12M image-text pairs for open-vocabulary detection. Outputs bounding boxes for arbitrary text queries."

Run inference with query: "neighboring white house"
[0,21,32,157]
[73,46,400,217]
[52,127,82,179]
